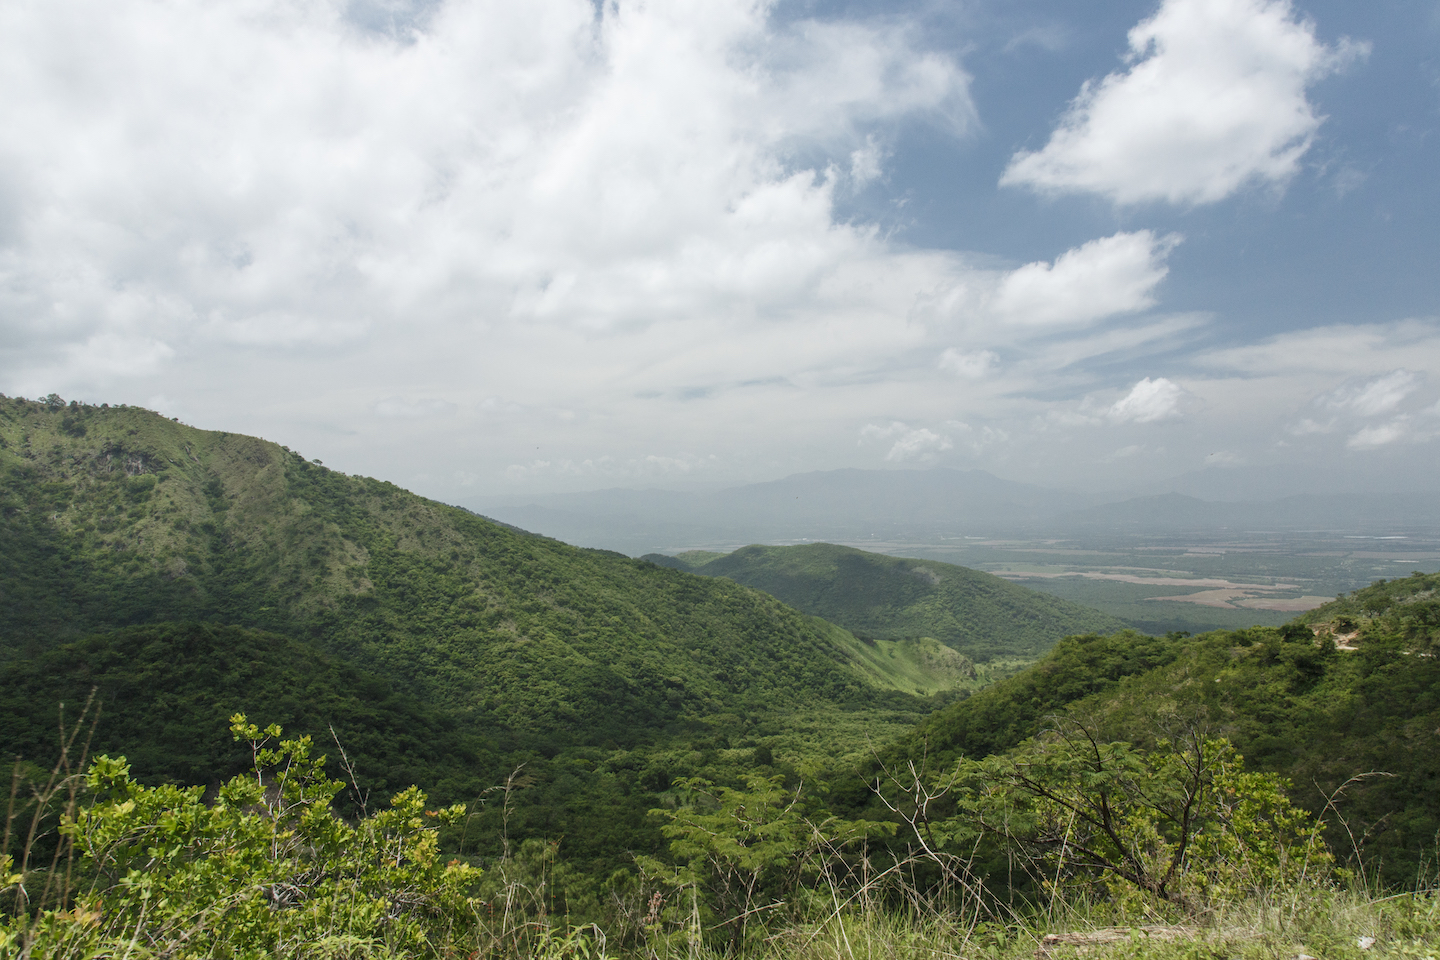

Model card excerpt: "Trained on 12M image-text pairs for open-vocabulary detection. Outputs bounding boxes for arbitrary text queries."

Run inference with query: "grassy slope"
[0,398,965,751]
[650,542,1132,661]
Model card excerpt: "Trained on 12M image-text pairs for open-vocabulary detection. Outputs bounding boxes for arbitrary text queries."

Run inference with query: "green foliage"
[643,774,893,951]
[0,622,492,806]
[646,775,812,948]
[1299,571,1440,627]
[655,542,1131,662]
[3,705,1438,959]
[891,615,1440,886]
[0,397,944,744]
[896,630,1184,769]
[5,716,478,959]
[950,725,1330,913]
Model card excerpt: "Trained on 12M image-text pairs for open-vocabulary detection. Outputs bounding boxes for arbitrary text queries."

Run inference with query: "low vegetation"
[6,708,1438,958]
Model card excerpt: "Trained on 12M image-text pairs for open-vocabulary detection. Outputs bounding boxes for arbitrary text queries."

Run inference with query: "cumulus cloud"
[860,422,954,461]
[0,0,973,373]
[991,231,1180,327]
[1189,325,1440,465]
[1109,377,1185,422]
[1001,0,1367,205]
[849,137,886,186]
[1287,370,1429,449]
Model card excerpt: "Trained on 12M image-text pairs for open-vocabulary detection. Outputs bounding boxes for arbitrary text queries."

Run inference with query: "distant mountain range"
[470,467,1440,554]
[471,468,1090,551]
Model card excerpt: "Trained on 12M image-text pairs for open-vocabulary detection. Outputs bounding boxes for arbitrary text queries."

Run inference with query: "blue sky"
[1,0,1437,500]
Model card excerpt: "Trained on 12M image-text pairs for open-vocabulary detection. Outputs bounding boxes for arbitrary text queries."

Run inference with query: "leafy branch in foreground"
[949,720,1332,914]
[3,714,478,959]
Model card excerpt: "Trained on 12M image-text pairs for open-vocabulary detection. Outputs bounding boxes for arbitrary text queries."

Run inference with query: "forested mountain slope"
[0,621,487,805]
[0,396,960,752]
[883,573,1440,881]
[647,542,1130,661]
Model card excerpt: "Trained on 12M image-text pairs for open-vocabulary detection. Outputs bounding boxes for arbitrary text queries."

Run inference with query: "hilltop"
[647,542,1130,662]
[0,396,960,738]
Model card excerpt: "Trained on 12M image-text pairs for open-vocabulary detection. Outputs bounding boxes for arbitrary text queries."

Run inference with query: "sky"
[2,0,1438,501]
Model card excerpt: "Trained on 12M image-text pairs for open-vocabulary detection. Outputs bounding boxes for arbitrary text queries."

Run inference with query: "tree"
[4,715,479,958]
[643,774,890,950]
[951,720,1329,912]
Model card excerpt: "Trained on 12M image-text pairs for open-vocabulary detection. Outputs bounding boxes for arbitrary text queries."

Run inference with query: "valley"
[3,397,1439,958]
[651,531,1440,635]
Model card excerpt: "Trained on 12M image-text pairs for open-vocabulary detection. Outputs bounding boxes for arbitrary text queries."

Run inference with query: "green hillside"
[0,396,988,869]
[1295,569,1440,628]
[0,396,964,746]
[888,577,1440,882]
[0,621,489,805]
[647,542,1131,661]
[6,401,1438,951]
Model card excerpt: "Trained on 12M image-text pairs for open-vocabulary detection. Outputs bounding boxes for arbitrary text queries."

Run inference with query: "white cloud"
[9,0,1402,498]
[1326,370,1417,416]
[1109,377,1185,422]
[1288,417,1334,435]
[886,428,952,461]
[1103,444,1144,462]
[1348,419,1408,449]
[860,421,954,461]
[1181,324,1440,466]
[1199,320,1440,376]
[938,347,998,378]
[218,313,370,349]
[1001,0,1366,205]
[990,231,1180,327]
[849,136,885,186]
[1025,315,1208,377]
[0,0,974,376]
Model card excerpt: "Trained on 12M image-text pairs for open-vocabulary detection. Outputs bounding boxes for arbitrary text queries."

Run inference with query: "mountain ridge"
[646,542,1131,662]
[0,396,961,748]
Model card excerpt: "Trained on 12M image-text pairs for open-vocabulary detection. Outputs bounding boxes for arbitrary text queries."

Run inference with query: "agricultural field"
[666,532,1440,635]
